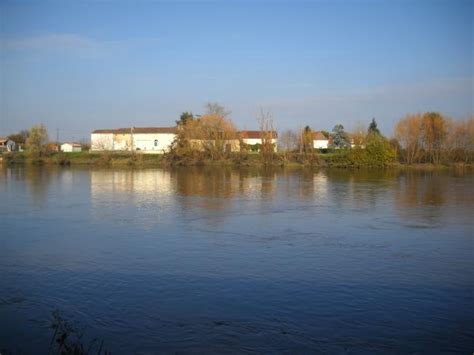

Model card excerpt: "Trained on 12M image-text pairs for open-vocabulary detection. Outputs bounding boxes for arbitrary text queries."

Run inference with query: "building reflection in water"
[170,167,277,225]
[86,166,472,229]
[90,169,174,229]
[172,167,278,201]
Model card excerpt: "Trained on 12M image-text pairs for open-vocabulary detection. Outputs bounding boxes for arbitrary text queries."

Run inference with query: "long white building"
[91,127,177,154]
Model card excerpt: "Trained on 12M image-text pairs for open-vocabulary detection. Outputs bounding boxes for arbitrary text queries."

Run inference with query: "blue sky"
[1,0,472,141]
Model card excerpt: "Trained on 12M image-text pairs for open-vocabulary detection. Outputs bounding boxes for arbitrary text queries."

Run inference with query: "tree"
[446,117,474,163]
[183,106,237,160]
[350,122,367,148]
[394,114,423,164]
[421,112,447,164]
[176,112,194,126]
[295,126,319,164]
[8,130,29,145]
[364,132,396,166]
[278,129,298,155]
[299,126,314,154]
[257,109,277,162]
[26,124,49,155]
[205,102,231,118]
[331,124,350,148]
[368,118,381,135]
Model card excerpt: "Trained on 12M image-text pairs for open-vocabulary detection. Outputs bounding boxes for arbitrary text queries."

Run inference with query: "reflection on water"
[90,169,174,229]
[86,166,472,228]
[394,170,474,226]
[1,165,473,353]
[3,166,472,230]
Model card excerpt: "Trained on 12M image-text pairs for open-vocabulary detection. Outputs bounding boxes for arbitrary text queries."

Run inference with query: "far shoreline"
[1,151,473,171]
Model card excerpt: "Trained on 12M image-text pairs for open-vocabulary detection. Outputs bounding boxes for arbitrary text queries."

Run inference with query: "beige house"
[91,127,177,154]
[239,131,278,152]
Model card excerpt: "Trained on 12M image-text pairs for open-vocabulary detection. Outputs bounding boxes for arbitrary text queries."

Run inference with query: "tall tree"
[394,114,423,164]
[182,112,237,160]
[26,124,49,155]
[300,126,313,154]
[8,130,29,145]
[257,109,276,162]
[331,124,350,148]
[176,112,194,126]
[204,102,231,118]
[421,112,447,164]
[368,118,381,135]
[279,129,298,154]
[350,121,367,148]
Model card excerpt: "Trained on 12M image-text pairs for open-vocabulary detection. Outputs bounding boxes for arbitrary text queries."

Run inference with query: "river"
[1,166,473,353]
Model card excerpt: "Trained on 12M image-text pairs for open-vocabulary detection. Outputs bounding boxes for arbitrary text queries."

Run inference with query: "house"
[239,130,278,152]
[91,127,177,154]
[312,132,330,149]
[0,138,16,152]
[61,143,82,152]
[46,143,60,152]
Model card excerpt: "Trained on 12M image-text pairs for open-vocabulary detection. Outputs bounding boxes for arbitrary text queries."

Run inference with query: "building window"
[154,139,158,147]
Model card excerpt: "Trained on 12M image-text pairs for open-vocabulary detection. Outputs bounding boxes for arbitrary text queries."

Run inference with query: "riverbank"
[1,151,472,170]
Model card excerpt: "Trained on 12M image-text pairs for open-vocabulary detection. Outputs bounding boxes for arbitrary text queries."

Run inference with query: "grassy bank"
[2,151,472,170]
[1,151,165,167]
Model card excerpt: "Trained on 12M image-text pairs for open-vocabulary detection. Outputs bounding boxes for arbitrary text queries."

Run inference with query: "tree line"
[394,112,473,164]
[5,103,474,166]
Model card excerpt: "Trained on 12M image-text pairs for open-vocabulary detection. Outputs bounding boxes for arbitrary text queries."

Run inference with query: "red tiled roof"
[312,131,328,140]
[239,130,278,139]
[92,127,177,134]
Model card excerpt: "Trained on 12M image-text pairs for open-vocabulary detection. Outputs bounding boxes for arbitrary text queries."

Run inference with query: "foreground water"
[1,166,473,353]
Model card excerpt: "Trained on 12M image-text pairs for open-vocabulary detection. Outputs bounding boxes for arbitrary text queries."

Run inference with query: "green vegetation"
[2,151,165,167]
[3,112,472,169]
[323,134,396,168]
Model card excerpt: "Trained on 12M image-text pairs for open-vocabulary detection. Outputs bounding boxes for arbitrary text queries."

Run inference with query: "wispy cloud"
[259,77,473,109]
[2,33,101,55]
[252,77,473,132]
[1,33,160,57]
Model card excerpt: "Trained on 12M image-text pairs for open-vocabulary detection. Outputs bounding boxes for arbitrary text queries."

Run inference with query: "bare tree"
[421,112,447,164]
[349,121,367,148]
[394,114,424,164]
[91,135,114,151]
[445,116,474,163]
[257,109,277,163]
[279,129,298,159]
[183,109,237,160]
[205,102,231,118]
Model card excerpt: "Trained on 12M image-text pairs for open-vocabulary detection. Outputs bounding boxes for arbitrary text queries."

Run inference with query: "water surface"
[1,166,473,353]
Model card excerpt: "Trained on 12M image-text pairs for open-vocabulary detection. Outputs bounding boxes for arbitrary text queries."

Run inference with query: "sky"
[0,0,472,141]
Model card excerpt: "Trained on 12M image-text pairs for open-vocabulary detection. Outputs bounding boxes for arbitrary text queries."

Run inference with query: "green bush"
[363,133,396,167]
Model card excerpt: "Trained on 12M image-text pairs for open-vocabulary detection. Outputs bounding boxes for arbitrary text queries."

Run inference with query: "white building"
[0,138,16,152]
[239,130,278,152]
[312,132,331,149]
[91,127,177,154]
[61,143,82,152]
